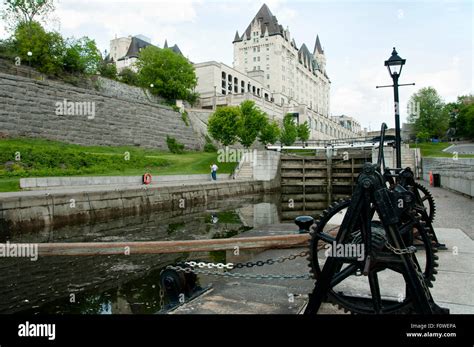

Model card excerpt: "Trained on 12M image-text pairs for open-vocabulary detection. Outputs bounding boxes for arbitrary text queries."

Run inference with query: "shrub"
[118,67,138,85]
[166,135,185,154]
[98,61,117,79]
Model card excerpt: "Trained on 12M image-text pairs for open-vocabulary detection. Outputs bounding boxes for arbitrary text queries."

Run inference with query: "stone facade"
[0,72,203,150]
[194,4,360,141]
[233,4,330,116]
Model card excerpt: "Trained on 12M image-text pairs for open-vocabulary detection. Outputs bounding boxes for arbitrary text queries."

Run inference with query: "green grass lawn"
[0,138,236,192]
[409,142,474,158]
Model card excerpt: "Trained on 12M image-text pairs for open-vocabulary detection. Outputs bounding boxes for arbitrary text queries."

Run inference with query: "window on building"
[228,74,232,82]
[257,66,260,70]
[257,47,260,52]
[252,86,256,94]
[221,81,226,88]
[267,74,270,79]
[253,47,256,53]
[257,56,260,62]
[234,77,238,84]
[248,83,251,92]
[234,85,238,93]
[222,71,226,80]
[253,57,256,62]
[281,98,285,105]
[244,58,247,63]
[222,89,226,95]
[266,65,269,70]
[266,55,269,60]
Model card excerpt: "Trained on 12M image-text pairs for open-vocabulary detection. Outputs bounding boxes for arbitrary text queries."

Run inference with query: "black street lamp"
[377,48,414,170]
[385,47,405,169]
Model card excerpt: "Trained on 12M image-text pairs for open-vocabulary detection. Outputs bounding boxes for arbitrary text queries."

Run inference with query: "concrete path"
[172,228,473,314]
[0,177,233,199]
[429,185,474,239]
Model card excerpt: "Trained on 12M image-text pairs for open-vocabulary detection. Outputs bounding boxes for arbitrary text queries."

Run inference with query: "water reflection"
[1,193,281,314]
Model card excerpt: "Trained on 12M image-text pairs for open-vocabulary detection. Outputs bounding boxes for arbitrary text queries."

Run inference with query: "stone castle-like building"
[194,4,361,140]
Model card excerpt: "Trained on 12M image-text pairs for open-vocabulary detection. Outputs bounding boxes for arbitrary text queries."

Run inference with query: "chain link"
[167,265,311,280]
[168,251,310,281]
[183,251,308,271]
[385,241,417,255]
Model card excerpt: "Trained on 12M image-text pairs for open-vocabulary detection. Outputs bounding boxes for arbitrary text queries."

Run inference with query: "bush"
[181,110,190,126]
[118,67,138,85]
[166,135,185,154]
[204,135,217,152]
[98,61,117,79]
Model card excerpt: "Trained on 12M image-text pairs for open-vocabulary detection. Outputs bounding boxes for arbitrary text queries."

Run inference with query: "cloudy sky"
[1,0,472,129]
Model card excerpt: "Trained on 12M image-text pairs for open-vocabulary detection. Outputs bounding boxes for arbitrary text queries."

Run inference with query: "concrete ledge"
[1,179,279,233]
[20,174,215,189]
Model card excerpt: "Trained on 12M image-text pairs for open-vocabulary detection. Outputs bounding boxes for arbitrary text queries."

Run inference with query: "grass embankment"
[0,138,236,192]
[409,142,474,158]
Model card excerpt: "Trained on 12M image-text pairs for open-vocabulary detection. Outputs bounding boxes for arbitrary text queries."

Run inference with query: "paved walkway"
[172,228,474,314]
[428,185,474,239]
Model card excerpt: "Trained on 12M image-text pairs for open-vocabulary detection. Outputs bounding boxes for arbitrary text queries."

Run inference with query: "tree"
[258,119,280,145]
[63,37,101,74]
[97,61,117,79]
[119,67,138,86]
[13,21,65,75]
[297,121,310,143]
[407,87,449,140]
[454,95,474,139]
[237,100,267,148]
[136,46,197,102]
[3,0,55,29]
[279,114,298,146]
[208,106,241,146]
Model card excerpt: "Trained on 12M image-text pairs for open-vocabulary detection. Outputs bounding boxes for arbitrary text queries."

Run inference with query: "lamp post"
[27,51,32,78]
[384,48,405,169]
[377,48,414,170]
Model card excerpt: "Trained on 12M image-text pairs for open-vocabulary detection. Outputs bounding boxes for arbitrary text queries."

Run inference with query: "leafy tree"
[136,46,197,102]
[63,37,101,74]
[297,121,310,143]
[2,0,55,29]
[207,106,241,146]
[13,21,65,75]
[119,67,138,85]
[454,95,474,139]
[258,119,280,145]
[279,113,298,146]
[237,100,267,148]
[407,87,449,139]
[97,61,117,79]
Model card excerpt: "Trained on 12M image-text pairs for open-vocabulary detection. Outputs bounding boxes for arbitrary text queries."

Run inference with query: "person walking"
[210,163,218,181]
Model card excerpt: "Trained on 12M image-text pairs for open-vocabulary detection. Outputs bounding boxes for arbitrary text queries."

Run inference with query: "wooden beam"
[36,234,311,257]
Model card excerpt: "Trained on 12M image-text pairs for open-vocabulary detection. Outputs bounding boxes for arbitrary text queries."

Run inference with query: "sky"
[1,0,472,130]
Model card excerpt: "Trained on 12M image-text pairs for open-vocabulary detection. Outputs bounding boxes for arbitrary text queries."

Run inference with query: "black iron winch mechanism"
[302,123,449,314]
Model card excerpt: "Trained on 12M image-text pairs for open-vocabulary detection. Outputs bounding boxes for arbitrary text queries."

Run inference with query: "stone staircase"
[233,153,254,180]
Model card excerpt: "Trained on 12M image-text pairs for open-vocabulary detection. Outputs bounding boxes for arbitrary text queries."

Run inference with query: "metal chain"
[159,288,165,309]
[384,241,417,255]
[182,251,309,271]
[166,265,311,280]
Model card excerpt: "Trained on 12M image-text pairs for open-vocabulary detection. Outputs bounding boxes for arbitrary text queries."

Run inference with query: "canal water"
[0,193,290,314]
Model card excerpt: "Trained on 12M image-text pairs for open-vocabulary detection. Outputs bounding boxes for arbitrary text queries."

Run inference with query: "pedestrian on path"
[210,163,218,181]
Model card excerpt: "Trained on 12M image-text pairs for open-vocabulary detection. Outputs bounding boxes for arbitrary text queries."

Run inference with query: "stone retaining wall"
[0,72,203,150]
